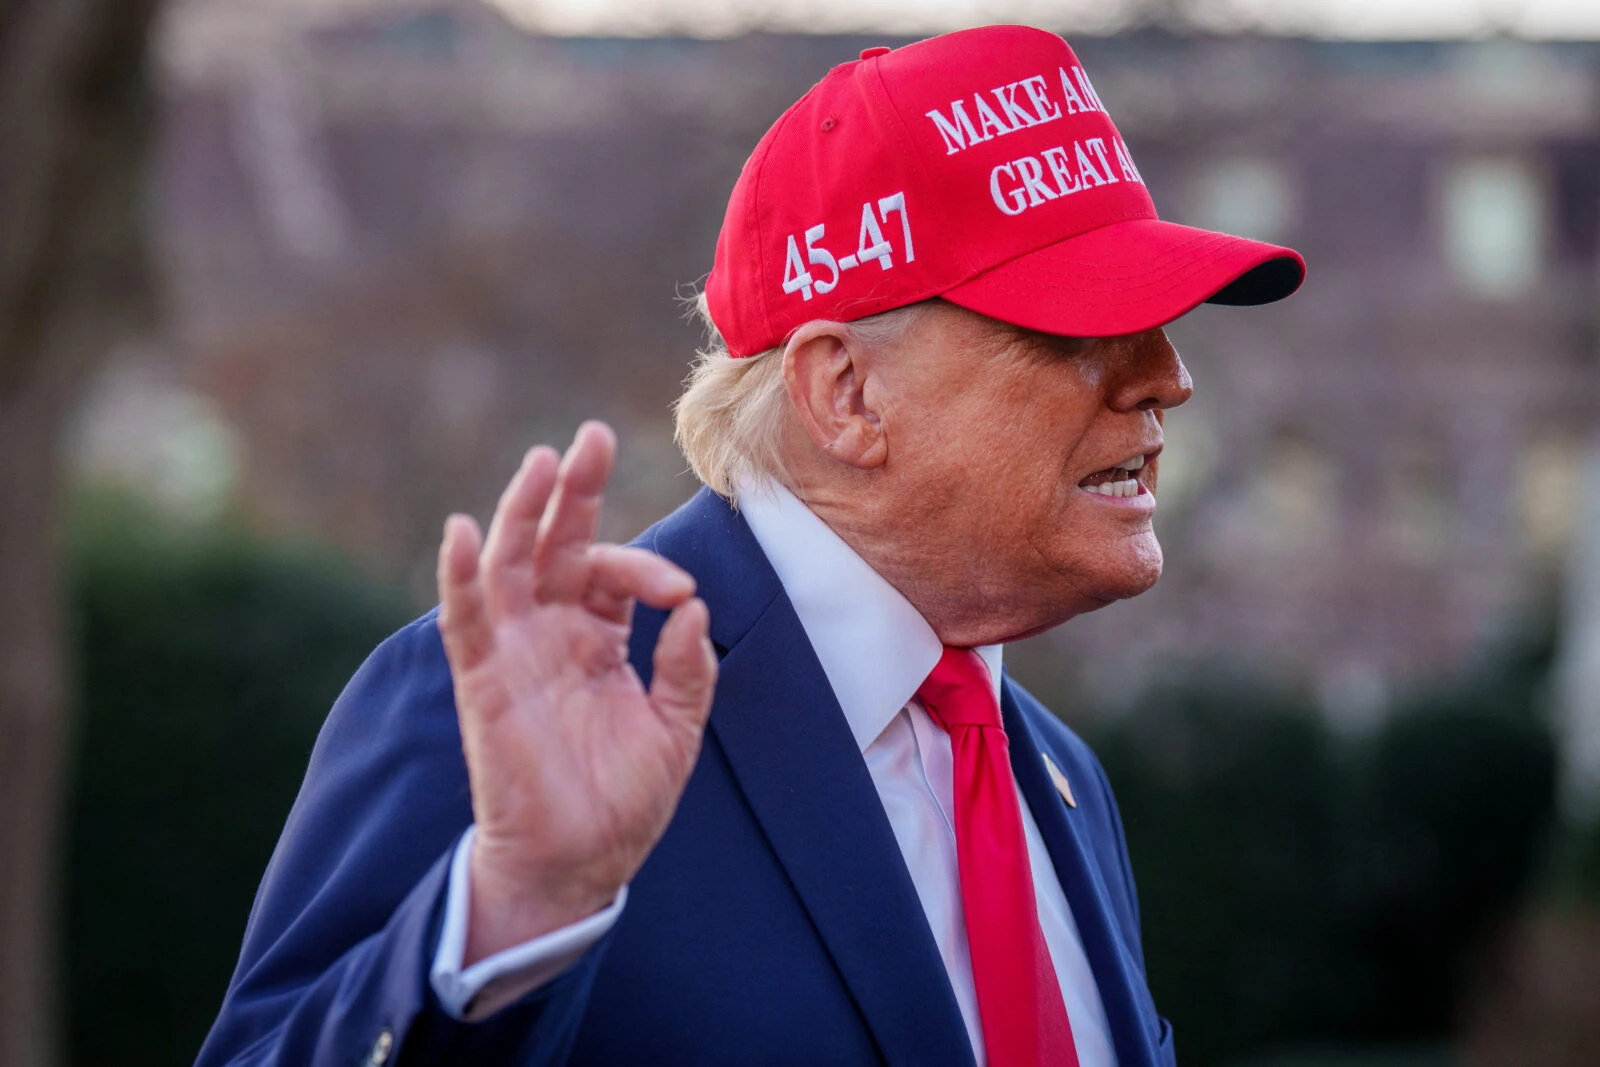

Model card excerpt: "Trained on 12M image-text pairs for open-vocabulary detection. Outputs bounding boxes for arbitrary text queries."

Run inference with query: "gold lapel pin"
[1042,754,1077,808]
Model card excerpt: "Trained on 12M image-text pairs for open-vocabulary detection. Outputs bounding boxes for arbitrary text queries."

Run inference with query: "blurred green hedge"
[61,493,409,1067]
[58,494,1567,1067]
[1093,637,1561,1067]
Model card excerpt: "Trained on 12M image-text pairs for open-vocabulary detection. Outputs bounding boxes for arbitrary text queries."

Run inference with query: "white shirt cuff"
[429,825,627,1021]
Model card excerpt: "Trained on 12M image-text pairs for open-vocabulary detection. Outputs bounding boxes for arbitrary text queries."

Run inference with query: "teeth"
[1123,454,1146,471]
[1086,479,1141,497]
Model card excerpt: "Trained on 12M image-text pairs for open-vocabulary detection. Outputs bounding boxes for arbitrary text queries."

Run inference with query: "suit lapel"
[1000,679,1161,1067]
[641,489,974,1067]
[712,604,974,1067]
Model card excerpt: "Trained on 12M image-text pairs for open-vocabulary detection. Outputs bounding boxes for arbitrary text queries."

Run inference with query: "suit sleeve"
[194,612,611,1067]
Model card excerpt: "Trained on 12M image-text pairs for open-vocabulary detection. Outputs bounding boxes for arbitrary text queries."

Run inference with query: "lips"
[1077,450,1153,498]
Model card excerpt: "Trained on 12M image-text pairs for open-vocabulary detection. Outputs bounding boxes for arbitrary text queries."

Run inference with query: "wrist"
[463,835,619,967]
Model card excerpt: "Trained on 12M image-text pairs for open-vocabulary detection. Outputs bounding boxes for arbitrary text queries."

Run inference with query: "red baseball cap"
[705,24,1305,357]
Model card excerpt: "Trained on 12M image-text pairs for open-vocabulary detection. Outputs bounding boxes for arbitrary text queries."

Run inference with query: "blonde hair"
[673,293,930,498]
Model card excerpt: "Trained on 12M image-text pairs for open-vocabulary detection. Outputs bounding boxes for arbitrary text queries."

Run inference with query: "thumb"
[648,597,717,739]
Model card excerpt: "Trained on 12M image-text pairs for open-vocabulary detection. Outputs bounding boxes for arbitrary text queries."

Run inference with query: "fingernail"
[579,419,616,446]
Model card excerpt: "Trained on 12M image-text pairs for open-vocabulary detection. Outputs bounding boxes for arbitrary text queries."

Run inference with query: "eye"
[1036,334,1095,361]
[998,324,1095,364]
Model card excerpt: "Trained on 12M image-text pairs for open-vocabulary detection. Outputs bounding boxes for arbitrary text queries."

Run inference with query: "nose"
[1107,328,1192,413]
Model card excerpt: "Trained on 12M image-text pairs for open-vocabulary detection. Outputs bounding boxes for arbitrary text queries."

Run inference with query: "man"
[198,24,1302,1067]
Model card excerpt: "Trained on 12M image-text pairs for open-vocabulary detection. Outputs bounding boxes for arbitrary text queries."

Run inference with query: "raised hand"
[435,421,718,964]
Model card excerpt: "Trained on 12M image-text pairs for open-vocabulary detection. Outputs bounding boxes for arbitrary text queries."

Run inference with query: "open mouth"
[1077,451,1152,499]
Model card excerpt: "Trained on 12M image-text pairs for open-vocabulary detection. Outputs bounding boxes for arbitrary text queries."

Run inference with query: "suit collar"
[733,478,1001,752]
[634,486,782,652]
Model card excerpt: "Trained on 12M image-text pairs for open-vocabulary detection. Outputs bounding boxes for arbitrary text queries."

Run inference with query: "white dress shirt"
[431,480,1116,1066]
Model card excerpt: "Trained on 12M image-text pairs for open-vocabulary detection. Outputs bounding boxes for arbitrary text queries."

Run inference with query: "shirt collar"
[734,477,1003,752]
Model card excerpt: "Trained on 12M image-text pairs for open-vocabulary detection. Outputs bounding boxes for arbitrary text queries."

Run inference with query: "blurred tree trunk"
[0,1,161,1065]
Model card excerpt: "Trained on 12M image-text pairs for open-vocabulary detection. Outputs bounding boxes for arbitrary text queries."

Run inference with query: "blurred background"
[2,0,1598,1065]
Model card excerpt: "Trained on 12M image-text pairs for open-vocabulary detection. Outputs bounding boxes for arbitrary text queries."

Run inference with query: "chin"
[1077,536,1165,605]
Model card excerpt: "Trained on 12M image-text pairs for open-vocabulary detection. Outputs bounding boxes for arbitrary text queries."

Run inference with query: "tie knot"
[917,647,1003,731]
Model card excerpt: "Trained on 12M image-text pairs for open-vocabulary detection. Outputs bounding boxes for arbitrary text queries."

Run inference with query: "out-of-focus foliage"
[1092,625,1561,1067]
[60,491,409,1067]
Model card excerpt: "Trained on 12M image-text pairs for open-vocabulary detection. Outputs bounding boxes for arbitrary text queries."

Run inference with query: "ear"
[782,321,888,471]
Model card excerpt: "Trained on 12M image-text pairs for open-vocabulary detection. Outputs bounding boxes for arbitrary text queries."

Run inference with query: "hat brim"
[940,218,1305,338]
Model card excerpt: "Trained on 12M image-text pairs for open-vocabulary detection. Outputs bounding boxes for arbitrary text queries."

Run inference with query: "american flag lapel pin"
[1042,754,1077,808]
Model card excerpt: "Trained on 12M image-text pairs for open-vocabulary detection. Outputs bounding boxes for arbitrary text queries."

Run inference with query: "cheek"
[981,425,1081,512]
[972,438,1088,562]
[1024,373,1104,478]
[923,362,1101,514]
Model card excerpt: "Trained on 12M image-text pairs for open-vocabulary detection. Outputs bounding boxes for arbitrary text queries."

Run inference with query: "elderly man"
[198,24,1301,1067]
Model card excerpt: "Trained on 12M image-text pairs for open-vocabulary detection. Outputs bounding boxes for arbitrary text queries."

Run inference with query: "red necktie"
[917,647,1080,1067]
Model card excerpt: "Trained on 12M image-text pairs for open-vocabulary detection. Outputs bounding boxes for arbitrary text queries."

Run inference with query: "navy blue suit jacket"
[197,487,1174,1066]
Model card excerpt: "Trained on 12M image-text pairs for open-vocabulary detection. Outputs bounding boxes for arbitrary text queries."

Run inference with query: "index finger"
[480,445,560,603]
[532,421,616,596]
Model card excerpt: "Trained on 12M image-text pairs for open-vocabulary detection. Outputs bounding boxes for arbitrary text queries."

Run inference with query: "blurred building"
[78,0,1600,721]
